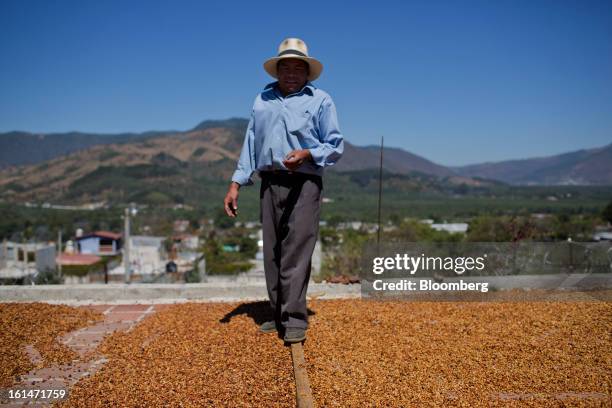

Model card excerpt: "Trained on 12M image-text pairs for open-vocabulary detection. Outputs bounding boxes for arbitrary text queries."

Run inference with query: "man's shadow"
[219,301,316,340]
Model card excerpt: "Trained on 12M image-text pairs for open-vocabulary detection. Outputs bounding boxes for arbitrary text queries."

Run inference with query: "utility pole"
[20,235,24,276]
[124,207,131,283]
[57,230,62,279]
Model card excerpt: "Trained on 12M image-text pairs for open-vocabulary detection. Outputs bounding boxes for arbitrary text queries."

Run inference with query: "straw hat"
[263,38,323,81]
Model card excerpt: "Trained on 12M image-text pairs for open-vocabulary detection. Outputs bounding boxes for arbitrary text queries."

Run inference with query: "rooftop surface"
[1,293,611,407]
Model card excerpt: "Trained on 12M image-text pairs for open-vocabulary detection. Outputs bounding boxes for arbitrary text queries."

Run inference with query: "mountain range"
[0,118,610,194]
[452,144,612,185]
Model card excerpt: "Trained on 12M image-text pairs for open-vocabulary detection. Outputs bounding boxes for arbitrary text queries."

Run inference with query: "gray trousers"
[259,171,322,330]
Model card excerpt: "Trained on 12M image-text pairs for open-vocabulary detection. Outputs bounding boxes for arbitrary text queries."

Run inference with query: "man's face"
[277,58,309,95]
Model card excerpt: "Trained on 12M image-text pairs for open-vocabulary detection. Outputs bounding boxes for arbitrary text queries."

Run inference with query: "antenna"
[377,136,384,248]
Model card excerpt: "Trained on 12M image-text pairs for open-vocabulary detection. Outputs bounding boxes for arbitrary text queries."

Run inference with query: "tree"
[214,208,234,230]
[603,200,612,224]
[34,267,63,284]
[466,216,513,242]
[321,229,369,280]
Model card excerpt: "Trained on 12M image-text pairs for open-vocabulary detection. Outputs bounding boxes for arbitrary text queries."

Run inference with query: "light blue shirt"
[231,81,344,186]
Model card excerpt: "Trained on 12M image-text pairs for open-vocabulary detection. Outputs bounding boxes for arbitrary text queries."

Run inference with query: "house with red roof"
[75,231,122,256]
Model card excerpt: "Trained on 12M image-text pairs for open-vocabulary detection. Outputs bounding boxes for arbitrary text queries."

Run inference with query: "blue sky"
[1,0,611,166]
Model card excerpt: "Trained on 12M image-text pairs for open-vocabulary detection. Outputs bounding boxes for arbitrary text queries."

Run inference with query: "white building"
[109,235,167,278]
[430,223,469,234]
[0,240,56,281]
[593,231,612,241]
[129,236,167,275]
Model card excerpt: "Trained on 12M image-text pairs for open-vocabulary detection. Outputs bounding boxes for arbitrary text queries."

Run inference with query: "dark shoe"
[283,327,306,343]
[259,320,279,334]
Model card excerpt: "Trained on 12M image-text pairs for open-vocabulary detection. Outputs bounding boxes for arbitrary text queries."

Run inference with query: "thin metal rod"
[377,136,384,247]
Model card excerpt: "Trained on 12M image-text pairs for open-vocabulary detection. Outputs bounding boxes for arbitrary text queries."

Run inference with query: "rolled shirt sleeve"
[231,111,256,186]
[309,96,344,168]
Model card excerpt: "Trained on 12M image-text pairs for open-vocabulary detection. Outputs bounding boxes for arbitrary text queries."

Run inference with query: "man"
[223,38,344,343]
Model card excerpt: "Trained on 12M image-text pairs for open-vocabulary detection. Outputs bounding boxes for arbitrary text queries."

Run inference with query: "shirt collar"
[264,81,315,96]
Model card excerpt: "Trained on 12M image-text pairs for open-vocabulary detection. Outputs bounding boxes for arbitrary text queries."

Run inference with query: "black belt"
[259,170,322,182]
[260,169,296,176]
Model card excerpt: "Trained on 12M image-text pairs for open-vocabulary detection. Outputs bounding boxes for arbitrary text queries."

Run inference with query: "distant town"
[2,199,611,285]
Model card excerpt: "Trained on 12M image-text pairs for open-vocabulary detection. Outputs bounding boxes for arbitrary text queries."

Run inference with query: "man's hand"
[282,149,312,170]
[223,182,240,217]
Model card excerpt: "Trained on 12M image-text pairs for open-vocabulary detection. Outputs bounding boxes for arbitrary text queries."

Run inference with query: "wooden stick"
[291,342,315,408]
